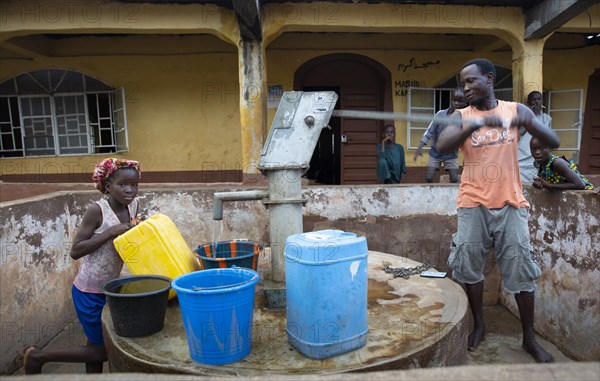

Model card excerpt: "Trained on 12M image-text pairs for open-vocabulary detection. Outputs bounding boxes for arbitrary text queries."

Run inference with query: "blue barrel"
[284,230,368,359]
[171,267,259,365]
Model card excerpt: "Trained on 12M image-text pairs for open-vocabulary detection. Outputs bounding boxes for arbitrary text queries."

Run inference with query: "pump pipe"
[213,190,269,220]
[332,109,488,127]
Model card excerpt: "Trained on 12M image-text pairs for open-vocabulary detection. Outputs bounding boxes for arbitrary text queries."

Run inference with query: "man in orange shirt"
[437,58,560,363]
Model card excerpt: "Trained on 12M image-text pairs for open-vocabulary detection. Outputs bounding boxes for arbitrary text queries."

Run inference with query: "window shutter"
[407,87,436,150]
[113,87,128,152]
[547,89,583,153]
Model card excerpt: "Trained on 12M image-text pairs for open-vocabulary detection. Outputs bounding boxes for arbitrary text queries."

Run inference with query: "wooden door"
[295,54,390,184]
[579,69,600,174]
[339,90,380,184]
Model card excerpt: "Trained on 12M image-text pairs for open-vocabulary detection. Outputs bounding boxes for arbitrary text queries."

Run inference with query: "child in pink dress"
[24,158,141,374]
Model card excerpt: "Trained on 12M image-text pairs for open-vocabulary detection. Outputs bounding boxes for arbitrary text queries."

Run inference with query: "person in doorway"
[377,124,406,184]
[436,58,560,363]
[531,137,595,190]
[518,91,552,184]
[23,158,142,374]
[414,87,468,183]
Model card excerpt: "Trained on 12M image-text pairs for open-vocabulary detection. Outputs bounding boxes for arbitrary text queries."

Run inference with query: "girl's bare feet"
[23,346,43,374]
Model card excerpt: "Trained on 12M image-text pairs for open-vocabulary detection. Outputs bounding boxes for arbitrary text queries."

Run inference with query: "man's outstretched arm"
[436,111,482,154]
[514,103,560,148]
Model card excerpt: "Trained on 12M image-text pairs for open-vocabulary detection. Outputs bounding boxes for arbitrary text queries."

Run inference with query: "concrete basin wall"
[1,185,598,373]
[1,192,81,374]
[501,189,600,362]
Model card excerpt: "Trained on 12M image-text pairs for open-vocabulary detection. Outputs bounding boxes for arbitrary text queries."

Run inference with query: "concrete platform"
[102,251,469,375]
[11,253,577,377]
[15,303,574,377]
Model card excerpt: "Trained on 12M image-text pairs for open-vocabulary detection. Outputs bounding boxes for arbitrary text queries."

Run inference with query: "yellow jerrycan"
[113,214,200,299]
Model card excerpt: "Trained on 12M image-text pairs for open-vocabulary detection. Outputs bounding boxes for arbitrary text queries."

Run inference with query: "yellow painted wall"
[262,1,599,169]
[0,52,243,176]
[1,1,598,176]
[542,45,599,159]
[266,43,598,167]
[266,48,513,167]
[543,46,599,92]
[2,43,597,176]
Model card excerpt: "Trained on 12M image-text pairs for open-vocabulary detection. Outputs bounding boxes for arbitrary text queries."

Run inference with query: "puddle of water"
[119,279,169,294]
[367,278,399,307]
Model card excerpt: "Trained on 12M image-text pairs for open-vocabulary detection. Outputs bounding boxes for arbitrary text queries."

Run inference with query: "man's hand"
[464,117,485,132]
[511,113,534,131]
[414,147,423,161]
[515,103,560,148]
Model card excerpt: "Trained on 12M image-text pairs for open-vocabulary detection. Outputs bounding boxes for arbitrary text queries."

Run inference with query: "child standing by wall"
[414,87,468,183]
[519,91,552,184]
[24,158,141,374]
[377,124,406,184]
[530,137,594,190]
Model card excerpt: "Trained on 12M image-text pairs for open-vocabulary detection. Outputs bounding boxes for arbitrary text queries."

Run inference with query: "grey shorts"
[427,156,459,170]
[447,205,541,293]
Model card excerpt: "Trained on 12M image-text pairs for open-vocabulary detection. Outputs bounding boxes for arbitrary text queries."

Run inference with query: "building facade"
[1,0,598,184]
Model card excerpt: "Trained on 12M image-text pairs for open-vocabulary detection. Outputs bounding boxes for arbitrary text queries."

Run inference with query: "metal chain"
[382,261,432,280]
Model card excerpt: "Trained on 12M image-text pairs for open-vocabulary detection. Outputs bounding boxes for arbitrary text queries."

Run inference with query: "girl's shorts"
[72,284,106,346]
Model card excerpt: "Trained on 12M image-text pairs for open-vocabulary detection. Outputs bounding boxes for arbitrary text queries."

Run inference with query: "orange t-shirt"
[457,101,529,209]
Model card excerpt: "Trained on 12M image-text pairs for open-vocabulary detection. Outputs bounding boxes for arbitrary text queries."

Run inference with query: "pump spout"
[213,190,269,220]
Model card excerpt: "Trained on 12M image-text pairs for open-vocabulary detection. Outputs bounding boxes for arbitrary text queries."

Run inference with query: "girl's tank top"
[73,198,138,293]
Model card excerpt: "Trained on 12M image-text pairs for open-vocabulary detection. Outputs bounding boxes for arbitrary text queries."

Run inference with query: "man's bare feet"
[467,325,485,351]
[23,346,43,374]
[523,339,555,363]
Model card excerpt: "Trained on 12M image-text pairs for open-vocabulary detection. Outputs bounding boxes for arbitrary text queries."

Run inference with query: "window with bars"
[0,69,128,158]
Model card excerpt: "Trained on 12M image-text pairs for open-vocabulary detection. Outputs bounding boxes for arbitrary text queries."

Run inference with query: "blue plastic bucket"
[284,230,369,359]
[171,267,260,365]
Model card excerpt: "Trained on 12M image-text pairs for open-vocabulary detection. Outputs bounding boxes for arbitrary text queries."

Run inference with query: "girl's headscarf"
[92,158,141,194]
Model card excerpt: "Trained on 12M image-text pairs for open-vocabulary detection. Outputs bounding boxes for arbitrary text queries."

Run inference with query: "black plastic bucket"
[102,275,171,338]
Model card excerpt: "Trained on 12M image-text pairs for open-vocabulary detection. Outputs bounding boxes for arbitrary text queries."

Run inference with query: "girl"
[530,137,594,190]
[24,158,141,374]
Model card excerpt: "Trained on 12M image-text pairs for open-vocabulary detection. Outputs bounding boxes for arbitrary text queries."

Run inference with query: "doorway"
[303,86,341,185]
[295,54,393,184]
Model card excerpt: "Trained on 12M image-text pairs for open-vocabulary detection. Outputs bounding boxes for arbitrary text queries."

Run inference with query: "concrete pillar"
[512,38,546,102]
[238,40,268,182]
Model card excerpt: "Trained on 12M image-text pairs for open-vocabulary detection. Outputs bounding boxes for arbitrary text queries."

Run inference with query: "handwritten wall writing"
[397,57,440,72]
